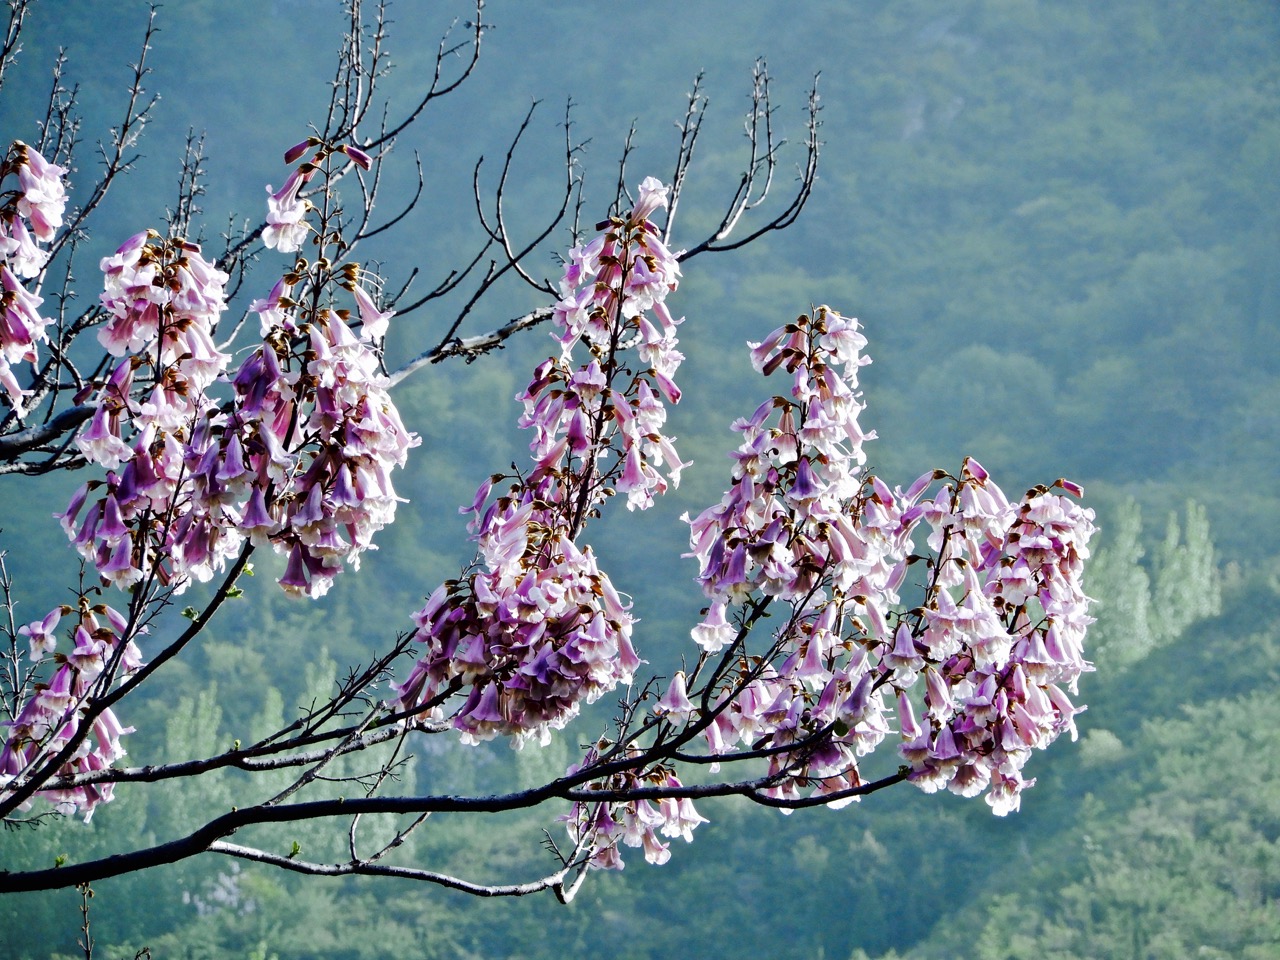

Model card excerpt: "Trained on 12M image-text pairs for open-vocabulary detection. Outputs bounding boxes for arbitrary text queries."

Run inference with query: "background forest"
[0,0,1276,957]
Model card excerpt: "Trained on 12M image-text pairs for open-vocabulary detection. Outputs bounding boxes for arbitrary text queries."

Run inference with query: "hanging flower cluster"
[395,178,686,745]
[58,144,416,599]
[0,600,142,821]
[675,306,1095,816]
[675,308,899,804]
[234,295,416,599]
[59,231,236,589]
[561,744,708,870]
[0,141,67,412]
[897,471,1095,812]
[224,139,411,599]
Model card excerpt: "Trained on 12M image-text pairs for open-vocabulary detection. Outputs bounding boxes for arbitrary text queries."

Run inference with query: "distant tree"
[1085,501,1155,668]
[0,0,1095,905]
[1151,501,1221,641]
[964,692,1280,960]
[1088,499,1221,669]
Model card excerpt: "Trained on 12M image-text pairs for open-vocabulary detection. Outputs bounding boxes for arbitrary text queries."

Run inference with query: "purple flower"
[283,139,313,164]
[654,671,695,722]
[351,284,393,342]
[18,608,62,661]
[342,144,373,170]
[630,176,669,222]
[14,141,67,241]
[263,170,309,253]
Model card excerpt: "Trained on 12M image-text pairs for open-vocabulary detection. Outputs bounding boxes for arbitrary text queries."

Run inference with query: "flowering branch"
[0,0,1094,906]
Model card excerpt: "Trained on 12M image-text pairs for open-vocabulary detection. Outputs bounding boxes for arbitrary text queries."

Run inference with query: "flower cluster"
[8,141,415,821]
[678,306,1095,815]
[0,141,67,412]
[0,600,142,821]
[679,307,901,805]
[235,299,417,599]
[229,144,413,598]
[561,745,708,870]
[60,155,416,599]
[396,178,685,744]
[897,471,1095,813]
[60,231,239,590]
[537,175,687,512]
[686,307,883,613]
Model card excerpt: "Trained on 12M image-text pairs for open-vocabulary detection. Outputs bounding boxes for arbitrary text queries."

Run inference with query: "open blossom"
[249,277,296,335]
[263,169,309,252]
[0,215,46,279]
[12,141,67,241]
[18,608,63,661]
[0,265,45,362]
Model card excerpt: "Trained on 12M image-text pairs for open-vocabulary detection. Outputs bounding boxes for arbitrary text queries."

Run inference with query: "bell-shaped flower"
[654,671,696,723]
[263,169,309,252]
[884,623,925,683]
[0,215,47,278]
[14,141,67,240]
[352,284,393,342]
[630,176,670,222]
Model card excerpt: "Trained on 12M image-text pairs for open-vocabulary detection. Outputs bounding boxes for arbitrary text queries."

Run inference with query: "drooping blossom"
[0,215,46,279]
[0,265,46,411]
[63,232,238,590]
[65,149,417,599]
[351,282,393,342]
[560,744,708,871]
[246,305,419,598]
[12,140,67,241]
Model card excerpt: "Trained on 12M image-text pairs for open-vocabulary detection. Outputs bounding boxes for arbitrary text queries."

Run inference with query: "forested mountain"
[0,0,1275,957]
